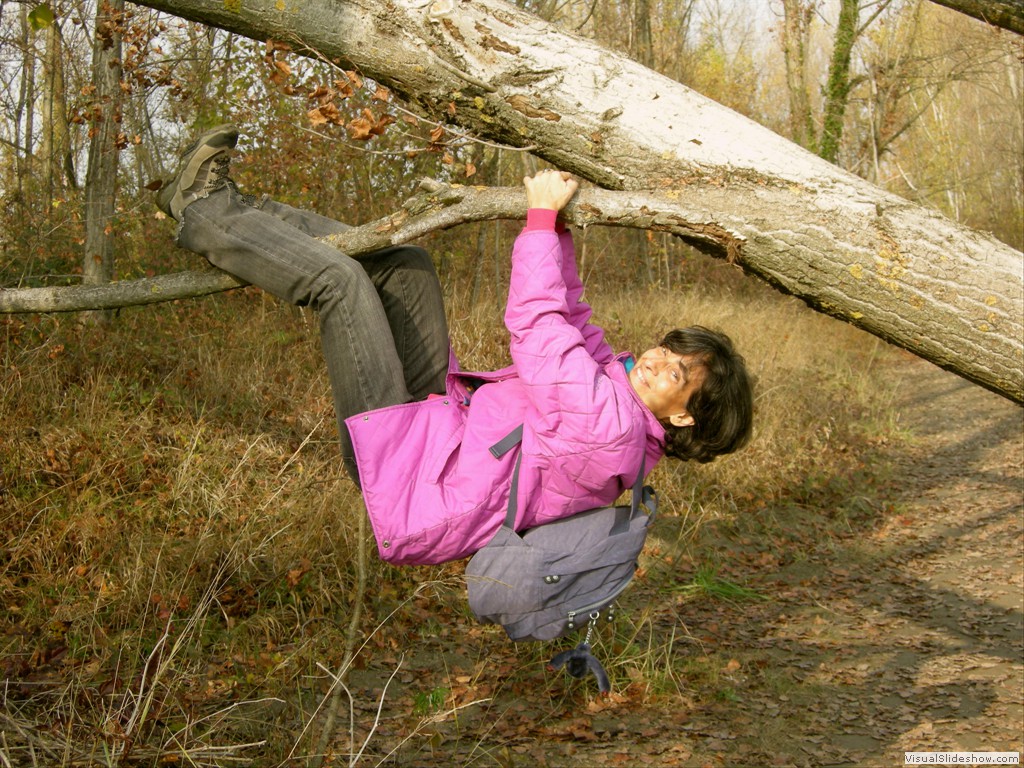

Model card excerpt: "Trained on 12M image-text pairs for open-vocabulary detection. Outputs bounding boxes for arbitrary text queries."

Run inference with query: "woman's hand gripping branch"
[523,170,579,213]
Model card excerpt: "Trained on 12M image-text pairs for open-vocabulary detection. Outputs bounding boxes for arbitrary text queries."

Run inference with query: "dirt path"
[650,357,1024,767]
[345,358,1022,767]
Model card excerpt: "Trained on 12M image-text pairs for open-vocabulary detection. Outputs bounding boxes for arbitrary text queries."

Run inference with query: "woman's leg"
[256,199,450,401]
[178,186,413,480]
[358,244,449,401]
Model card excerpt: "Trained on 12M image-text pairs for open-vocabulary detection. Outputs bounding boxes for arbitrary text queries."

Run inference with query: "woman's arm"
[558,229,615,366]
[506,172,631,448]
[522,172,615,365]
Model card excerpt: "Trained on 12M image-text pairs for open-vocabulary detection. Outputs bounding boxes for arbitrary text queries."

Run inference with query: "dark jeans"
[178,186,450,480]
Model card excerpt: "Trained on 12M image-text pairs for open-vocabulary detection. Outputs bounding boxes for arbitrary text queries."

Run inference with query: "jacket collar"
[609,353,667,447]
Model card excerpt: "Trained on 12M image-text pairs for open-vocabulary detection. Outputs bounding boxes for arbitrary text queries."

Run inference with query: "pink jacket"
[346,226,666,565]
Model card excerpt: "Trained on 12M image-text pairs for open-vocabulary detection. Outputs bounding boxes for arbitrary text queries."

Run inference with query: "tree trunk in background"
[60,0,1024,403]
[633,0,655,68]
[13,4,36,239]
[39,17,76,196]
[83,0,126,303]
[928,0,1024,34]
[781,0,817,151]
[819,0,860,163]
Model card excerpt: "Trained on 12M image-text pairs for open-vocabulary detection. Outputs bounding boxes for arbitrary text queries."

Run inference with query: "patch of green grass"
[673,564,767,603]
[715,686,742,703]
[412,686,449,716]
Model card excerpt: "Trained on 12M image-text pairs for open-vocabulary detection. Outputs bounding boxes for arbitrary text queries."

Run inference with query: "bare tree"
[3,4,38,240]
[780,0,818,150]
[38,4,77,197]
[82,0,127,302]
[632,0,655,68]
[870,6,1024,247]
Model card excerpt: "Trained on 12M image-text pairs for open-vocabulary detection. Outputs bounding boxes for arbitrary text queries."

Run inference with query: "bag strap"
[489,425,654,531]
[488,424,524,459]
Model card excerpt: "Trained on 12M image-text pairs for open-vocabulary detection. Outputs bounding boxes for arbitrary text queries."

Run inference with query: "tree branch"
[0,180,736,315]
[0,268,247,314]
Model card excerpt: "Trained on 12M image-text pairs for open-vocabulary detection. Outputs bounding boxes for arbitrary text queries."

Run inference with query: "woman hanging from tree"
[157,124,754,566]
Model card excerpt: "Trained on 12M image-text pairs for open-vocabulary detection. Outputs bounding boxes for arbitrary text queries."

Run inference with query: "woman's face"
[629,346,704,426]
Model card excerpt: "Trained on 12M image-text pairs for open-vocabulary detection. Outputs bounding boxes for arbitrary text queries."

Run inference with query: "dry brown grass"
[0,249,909,765]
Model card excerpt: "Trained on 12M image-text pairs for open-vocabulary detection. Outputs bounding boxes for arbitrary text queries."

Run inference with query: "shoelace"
[203,155,232,192]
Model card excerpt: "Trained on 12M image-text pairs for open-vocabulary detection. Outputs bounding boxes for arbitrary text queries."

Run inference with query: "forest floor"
[4,308,1020,768]
[333,354,1023,768]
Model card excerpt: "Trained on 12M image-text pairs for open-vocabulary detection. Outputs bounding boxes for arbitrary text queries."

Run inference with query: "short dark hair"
[659,327,753,463]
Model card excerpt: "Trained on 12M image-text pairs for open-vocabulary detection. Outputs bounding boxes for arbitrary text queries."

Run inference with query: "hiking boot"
[156,124,239,220]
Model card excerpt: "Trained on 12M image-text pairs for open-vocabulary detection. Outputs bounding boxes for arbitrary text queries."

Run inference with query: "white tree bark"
[11,0,1022,403]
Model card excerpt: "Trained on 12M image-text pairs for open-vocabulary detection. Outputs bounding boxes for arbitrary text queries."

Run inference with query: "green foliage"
[412,686,449,716]
[687,33,761,119]
[27,3,54,31]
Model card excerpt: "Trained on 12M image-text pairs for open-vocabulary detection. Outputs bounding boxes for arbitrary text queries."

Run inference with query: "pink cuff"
[525,208,558,231]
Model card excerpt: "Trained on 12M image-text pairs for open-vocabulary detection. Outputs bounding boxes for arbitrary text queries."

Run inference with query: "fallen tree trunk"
[15,0,1024,404]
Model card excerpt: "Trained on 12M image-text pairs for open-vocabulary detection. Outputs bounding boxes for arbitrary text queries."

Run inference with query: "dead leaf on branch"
[308,84,332,103]
[308,102,344,128]
[346,116,373,140]
[347,108,394,140]
[265,39,292,54]
[344,70,363,90]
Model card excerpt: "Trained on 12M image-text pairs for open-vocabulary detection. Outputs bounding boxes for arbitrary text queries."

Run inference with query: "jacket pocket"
[425,423,463,484]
